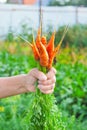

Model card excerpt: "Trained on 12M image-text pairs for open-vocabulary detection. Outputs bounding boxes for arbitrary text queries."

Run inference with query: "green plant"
[55,62,87,119]
[55,24,87,47]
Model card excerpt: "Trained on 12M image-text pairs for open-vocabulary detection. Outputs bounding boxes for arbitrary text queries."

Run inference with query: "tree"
[48,0,62,6]
[48,0,87,6]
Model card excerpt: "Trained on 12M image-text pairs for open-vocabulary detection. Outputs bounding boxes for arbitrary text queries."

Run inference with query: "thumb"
[29,68,47,81]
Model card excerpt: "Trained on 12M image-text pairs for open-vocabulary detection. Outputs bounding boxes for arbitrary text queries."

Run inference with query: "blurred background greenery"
[0,24,87,130]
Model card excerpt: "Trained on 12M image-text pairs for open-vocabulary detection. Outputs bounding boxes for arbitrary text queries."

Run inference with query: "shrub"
[55,24,87,47]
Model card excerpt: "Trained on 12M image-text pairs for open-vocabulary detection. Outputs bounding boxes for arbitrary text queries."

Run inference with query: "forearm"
[0,68,56,99]
[0,74,27,98]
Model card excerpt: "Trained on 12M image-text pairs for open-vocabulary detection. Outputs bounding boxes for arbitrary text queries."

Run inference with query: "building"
[23,0,36,4]
[7,0,51,5]
[7,0,38,4]
[7,0,23,4]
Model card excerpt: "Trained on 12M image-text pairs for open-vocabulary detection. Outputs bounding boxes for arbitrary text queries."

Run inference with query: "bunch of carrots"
[30,26,68,70]
[22,26,68,130]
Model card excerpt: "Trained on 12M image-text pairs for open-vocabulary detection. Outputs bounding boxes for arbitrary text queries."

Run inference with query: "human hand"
[38,68,56,94]
[24,68,56,94]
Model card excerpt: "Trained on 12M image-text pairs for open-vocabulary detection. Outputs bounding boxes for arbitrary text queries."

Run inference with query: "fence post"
[75,6,79,24]
[39,0,43,35]
[8,9,13,34]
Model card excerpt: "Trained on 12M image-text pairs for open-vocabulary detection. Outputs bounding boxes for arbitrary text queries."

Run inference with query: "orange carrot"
[47,53,54,69]
[47,26,68,69]
[46,32,55,56]
[38,42,49,67]
[41,36,47,46]
[31,44,40,60]
[46,32,55,69]
[35,28,49,66]
[31,34,40,60]
[36,28,41,48]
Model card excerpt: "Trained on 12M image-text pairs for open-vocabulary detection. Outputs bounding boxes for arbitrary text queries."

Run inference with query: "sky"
[35,0,51,6]
[0,0,7,3]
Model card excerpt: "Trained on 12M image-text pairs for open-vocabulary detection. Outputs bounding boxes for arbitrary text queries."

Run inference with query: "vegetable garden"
[0,25,87,130]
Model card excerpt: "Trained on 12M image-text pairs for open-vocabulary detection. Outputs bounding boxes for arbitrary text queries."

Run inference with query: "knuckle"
[52,76,56,83]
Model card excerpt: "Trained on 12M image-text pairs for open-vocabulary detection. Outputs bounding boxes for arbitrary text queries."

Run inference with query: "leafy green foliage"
[23,90,60,130]
[55,62,87,119]
[55,25,87,47]
[48,0,87,7]
[0,47,87,129]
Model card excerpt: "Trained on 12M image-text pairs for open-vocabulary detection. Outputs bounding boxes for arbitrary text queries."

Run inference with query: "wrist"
[0,74,28,98]
[18,74,28,93]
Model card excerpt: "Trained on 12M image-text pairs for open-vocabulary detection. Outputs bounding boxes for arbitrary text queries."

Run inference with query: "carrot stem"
[58,25,69,46]
[18,35,32,47]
